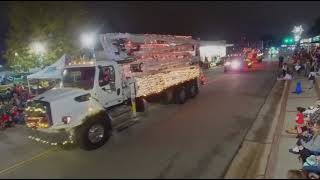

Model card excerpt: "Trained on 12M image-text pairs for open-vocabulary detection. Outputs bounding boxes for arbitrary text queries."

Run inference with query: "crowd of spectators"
[0,84,31,130]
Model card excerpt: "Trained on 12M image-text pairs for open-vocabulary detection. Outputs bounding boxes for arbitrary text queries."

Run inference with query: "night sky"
[1,1,320,54]
[87,1,320,41]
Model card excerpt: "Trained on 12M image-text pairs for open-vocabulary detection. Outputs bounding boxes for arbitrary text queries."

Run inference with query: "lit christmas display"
[100,33,201,97]
[292,25,304,42]
[25,103,50,129]
[135,66,200,97]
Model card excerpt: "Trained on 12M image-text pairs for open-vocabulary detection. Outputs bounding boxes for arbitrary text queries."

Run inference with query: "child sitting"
[302,155,320,178]
[11,106,24,125]
[0,111,14,129]
[286,107,308,135]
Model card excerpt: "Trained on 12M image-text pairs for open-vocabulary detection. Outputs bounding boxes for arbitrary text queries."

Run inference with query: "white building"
[199,40,233,64]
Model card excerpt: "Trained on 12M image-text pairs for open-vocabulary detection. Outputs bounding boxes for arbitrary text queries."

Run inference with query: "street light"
[80,33,96,49]
[30,42,46,68]
[31,42,46,55]
[80,32,96,58]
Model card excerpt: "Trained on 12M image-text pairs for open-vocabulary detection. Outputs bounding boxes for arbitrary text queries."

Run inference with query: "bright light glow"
[199,45,226,59]
[292,25,303,42]
[225,61,231,66]
[292,25,304,35]
[81,33,95,48]
[14,52,18,57]
[231,61,241,69]
[31,42,46,55]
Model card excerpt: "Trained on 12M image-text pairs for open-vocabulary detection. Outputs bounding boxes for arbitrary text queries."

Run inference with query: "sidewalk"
[270,77,319,178]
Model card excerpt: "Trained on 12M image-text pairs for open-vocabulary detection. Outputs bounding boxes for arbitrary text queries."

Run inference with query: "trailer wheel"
[162,89,174,104]
[75,113,111,150]
[136,98,148,112]
[175,86,187,104]
[187,81,198,98]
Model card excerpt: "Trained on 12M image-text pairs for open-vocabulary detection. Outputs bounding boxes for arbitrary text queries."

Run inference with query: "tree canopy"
[3,1,89,72]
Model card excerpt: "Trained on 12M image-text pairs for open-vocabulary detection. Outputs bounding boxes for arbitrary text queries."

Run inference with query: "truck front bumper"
[26,128,75,146]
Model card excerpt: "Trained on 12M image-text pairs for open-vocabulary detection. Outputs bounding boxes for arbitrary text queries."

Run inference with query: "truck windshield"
[62,67,95,90]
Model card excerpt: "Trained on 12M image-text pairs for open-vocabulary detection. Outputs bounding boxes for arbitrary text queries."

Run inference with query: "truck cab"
[26,58,135,150]
[63,60,127,108]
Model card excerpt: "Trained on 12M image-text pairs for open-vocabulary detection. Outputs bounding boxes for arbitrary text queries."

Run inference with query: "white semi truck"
[25,33,201,150]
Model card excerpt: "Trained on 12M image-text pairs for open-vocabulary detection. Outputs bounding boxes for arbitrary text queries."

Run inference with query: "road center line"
[0,147,57,176]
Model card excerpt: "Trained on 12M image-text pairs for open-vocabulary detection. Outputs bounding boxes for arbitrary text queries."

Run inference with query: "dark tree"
[3,1,90,72]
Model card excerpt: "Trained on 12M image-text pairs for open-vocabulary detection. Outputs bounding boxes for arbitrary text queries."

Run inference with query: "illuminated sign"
[312,36,320,43]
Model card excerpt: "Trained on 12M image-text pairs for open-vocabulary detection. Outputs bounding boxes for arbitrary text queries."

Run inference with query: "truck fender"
[80,110,112,130]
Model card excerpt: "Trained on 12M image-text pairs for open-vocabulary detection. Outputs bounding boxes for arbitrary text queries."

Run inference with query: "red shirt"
[296,113,304,125]
[12,110,18,117]
[1,114,10,122]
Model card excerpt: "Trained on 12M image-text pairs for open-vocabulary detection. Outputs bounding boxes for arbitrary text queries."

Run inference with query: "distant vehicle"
[223,54,253,72]
[257,51,264,63]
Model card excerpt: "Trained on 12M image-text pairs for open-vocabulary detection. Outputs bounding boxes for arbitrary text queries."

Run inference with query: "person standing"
[282,62,288,77]
[304,50,312,77]
[279,56,284,69]
[316,48,320,74]
[309,67,317,90]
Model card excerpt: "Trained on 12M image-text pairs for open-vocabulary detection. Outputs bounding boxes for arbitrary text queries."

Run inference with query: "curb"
[224,80,290,179]
[264,80,291,178]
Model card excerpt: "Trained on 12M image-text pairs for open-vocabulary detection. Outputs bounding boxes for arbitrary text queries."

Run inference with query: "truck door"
[96,65,123,108]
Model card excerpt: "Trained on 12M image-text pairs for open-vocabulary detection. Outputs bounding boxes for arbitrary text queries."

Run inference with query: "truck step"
[114,119,139,132]
[109,108,133,128]
[107,105,132,118]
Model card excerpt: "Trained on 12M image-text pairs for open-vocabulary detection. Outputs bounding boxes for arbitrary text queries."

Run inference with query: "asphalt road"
[0,61,278,179]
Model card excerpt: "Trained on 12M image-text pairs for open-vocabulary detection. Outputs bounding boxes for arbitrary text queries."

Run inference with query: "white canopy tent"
[27,54,66,93]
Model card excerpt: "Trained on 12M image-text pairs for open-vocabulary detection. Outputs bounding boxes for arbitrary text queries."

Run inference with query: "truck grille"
[25,100,52,129]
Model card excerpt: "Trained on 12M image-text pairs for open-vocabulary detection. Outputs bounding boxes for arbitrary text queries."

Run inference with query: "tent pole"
[27,79,31,95]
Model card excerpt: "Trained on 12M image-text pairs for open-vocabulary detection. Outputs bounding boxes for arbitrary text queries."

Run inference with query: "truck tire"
[175,86,187,104]
[75,113,111,150]
[162,89,174,104]
[187,81,198,98]
[136,98,148,112]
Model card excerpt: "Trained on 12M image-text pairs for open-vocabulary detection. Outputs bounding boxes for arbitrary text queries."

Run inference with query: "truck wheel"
[136,98,148,112]
[175,87,187,104]
[187,81,198,98]
[162,89,174,104]
[76,115,111,151]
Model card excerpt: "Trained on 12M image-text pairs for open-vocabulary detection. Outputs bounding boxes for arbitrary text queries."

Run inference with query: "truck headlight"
[74,93,91,102]
[62,116,72,124]
[231,61,241,69]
